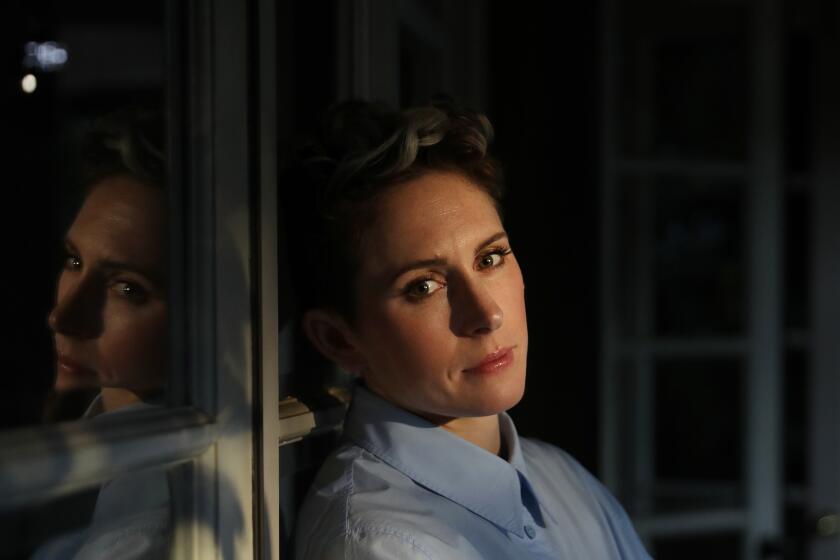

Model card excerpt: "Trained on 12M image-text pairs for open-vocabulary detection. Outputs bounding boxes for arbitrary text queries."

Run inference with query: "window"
[1,1,262,557]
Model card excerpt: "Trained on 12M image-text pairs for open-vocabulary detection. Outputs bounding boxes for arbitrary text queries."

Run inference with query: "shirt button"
[524,524,536,539]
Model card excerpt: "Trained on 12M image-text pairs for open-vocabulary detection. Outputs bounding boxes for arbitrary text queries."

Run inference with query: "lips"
[464,347,515,375]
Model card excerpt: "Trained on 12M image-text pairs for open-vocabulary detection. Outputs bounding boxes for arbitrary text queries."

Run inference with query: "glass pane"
[615,181,644,338]
[618,0,750,159]
[783,502,810,560]
[0,464,174,559]
[783,350,809,485]
[615,176,746,337]
[612,358,644,508]
[782,351,810,559]
[654,358,744,510]
[4,2,169,429]
[653,178,745,336]
[784,190,810,330]
[653,532,742,560]
[784,33,814,175]
[399,24,445,108]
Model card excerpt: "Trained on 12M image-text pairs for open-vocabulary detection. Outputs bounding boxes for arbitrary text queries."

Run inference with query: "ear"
[302,309,367,374]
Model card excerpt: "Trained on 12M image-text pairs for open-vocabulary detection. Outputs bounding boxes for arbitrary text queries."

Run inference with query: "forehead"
[361,172,503,272]
[69,176,167,270]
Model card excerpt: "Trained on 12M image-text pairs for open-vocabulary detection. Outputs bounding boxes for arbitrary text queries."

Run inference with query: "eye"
[64,255,81,270]
[477,247,511,270]
[113,281,149,303]
[405,278,445,301]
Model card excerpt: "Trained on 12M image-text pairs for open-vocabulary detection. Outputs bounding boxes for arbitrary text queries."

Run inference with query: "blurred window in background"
[600,0,840,559]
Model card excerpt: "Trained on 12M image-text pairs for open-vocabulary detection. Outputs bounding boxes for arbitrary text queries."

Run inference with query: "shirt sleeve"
[74,507,172,560]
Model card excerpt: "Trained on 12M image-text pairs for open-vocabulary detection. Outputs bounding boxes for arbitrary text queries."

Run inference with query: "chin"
[497,381,527,413]
[54,376,97,393]
[465,376,527,417]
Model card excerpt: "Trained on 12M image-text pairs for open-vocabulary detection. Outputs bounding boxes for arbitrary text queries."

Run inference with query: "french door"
[599,0,839,558]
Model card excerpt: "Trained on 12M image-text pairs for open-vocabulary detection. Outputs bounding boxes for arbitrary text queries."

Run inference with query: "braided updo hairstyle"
[283,99,505,323]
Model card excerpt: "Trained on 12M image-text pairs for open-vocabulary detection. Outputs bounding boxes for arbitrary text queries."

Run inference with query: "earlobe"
[301,309,367,374]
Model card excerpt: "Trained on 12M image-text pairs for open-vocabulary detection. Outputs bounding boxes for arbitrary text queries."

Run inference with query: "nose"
[48,273,102,338]
[449,277,504,336]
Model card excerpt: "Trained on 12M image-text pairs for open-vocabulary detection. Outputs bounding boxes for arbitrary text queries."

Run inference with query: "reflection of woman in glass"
[33,109,171,559]
[291,101,650,559]
[48,108,168,417]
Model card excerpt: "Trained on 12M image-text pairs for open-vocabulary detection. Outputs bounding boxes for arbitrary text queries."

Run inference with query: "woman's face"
[48,175,168,397]
[347,171,528,421]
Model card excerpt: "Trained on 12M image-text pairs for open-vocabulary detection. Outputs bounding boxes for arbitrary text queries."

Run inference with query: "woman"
[33,108,171,560]
[290,101,651,559]
[47,108,168,418]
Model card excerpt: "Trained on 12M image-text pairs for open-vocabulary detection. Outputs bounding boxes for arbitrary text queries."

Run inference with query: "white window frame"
[599,0,786,557]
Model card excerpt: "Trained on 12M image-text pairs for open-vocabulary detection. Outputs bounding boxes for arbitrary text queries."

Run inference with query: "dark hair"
[80,106,166,190]
[283,99,505,322]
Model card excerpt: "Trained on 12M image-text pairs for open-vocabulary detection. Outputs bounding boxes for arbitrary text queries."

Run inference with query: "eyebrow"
[64,238,162,283]
[389,231,509,283]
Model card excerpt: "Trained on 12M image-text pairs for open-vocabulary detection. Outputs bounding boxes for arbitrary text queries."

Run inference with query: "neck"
[362,382,504,455]
[435,414,502,456]
[100,388,143,413]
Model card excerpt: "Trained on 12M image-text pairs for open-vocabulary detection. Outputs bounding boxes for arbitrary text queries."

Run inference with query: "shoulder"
[519,436,604,499]
[519,438,652,559]
[520,437,609,496]
[294,443,447,560]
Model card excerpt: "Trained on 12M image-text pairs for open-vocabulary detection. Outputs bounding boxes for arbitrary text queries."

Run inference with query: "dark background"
[488,3,601,469]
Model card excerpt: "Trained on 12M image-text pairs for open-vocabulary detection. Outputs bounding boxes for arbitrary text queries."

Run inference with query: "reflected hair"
[80,106,166,190]
[284,99,505,322]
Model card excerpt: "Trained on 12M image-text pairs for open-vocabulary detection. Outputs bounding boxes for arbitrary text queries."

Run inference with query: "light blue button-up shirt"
[295,385,651,559]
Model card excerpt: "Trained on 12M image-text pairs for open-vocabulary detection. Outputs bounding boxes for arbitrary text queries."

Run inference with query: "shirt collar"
[343,384,530,538]
[82,393,166,420]
[501,411,528,475]
[82,393,105,419]
[501,411,554,526]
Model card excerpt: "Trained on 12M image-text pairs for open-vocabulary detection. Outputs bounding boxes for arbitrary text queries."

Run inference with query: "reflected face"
[48,175,168,397]
[349,171,528,420]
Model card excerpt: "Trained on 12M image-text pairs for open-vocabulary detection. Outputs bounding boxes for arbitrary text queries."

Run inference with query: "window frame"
[598,0,791,557]
[0,0,262,557]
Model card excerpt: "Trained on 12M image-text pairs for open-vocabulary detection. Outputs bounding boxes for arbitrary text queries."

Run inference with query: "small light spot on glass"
[21,74,37,94]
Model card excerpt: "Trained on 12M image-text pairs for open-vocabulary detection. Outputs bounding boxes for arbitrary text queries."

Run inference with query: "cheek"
[98,304,168,388]
[52,270,76,314]
[55,270,69,298]
[501,266,527,326]
[362,304,454,374]
[509,285,528,330]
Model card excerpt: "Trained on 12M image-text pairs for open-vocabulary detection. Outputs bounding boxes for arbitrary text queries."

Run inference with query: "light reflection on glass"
[21,73,37,94]
[23,41,69,72]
